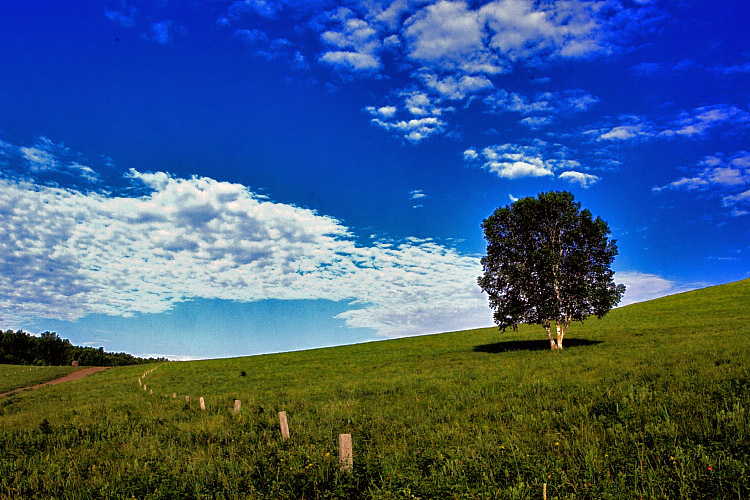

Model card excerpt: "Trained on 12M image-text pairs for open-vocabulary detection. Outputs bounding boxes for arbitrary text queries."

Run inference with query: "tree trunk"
[544,323,561,350]
[543,324,557,350]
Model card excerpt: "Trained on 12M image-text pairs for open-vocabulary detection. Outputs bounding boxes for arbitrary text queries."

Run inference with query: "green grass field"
[1,279,748,499]
[0,364,77,394]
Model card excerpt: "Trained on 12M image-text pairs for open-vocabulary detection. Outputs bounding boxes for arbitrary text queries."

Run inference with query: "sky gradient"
[1,0,748,359]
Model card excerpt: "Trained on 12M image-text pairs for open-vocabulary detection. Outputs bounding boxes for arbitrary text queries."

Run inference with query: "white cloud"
[480,0,607,62]
[416,72,494,100]
[409,189,426,199]
[465,142,582,180]
[11,137,100,183]
[365,105,397,119]
[319,11,382,72]
[371,116,446,143]
[404,1,505,74]
[484,88,599,126]
[0,169,492,337]
[594,105,750,142]
[663,104,750,137]
[654,151,750,215]
[559,171,599,188]
[615,271,701,306]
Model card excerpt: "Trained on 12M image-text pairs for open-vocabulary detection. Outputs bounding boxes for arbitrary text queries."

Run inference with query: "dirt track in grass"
[0,367,108,397]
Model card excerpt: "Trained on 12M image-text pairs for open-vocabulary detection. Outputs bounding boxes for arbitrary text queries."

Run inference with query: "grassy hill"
[1,279,748,499]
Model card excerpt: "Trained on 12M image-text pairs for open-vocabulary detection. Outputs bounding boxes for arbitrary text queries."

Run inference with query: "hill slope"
[1,279,748,499]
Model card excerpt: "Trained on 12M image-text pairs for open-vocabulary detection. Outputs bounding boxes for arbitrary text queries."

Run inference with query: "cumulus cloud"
[0,169,492,337]
[319,9,383,71]
[416,72,494,100]
[464,142,583,180]
[367,91,451,142]
[371,116,446,143]
[559,171,599,188]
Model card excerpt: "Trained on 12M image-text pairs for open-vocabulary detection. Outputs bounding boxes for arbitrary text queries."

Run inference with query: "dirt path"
[0,367,109,398]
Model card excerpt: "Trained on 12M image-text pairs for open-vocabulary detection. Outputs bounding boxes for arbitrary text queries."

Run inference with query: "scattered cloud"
[0,167,492,337]
[105,8,136,28]
[367,91,451,142]
[484,88,599,128]
[589,105,750,142]
[416,71,494,101]
[227,0,281,20]
[151,21,173,44]
[662,104,750,138]
[409,189,426,200]
[235,29,308,69]
[319,9,382,72]
[653,151,750,215]
[559,171,599,188]
[464,141,583,180]
[6,136,100,183]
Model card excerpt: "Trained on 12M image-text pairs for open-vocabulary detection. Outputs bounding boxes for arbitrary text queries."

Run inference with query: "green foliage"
[479,191,625,348]
[0,279,748,499]
[0,329,166,367]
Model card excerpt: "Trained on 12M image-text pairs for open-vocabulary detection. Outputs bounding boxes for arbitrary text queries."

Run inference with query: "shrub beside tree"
[479,191,625,349]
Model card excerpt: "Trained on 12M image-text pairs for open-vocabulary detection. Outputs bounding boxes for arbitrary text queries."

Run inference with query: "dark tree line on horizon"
[0,329,166,366]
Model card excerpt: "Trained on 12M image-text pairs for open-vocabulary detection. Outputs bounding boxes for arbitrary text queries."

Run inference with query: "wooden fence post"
[199,397,205,411]
[143,384,147,392]
[185,395,190,403]
[543,483,547,500]
[339,434,353,472]
[233,399,241,413]
[279,411,290,440]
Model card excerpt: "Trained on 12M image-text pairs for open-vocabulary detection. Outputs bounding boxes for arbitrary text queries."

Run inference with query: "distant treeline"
[0,330,167,366]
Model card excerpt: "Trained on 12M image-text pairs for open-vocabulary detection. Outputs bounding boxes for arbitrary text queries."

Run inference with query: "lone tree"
[478,191,625,350]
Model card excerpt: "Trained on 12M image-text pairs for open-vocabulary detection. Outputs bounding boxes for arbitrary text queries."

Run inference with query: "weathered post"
[338,434,353,472]
[199,397,205,411]
[278,411,290,440]
[185,395,190,403]
[233,399,241,413]
[543,483,547,500]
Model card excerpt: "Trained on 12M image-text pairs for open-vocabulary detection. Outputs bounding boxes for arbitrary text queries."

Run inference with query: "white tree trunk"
[544,324,558,350]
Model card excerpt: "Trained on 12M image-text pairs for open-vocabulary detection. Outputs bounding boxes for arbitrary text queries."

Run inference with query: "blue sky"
[1,0,748,359]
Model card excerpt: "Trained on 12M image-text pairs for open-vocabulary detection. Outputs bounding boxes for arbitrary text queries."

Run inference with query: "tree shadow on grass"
[473,338,602,354]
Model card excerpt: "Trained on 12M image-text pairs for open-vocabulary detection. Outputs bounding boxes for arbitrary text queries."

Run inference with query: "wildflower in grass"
[708,466,712,471]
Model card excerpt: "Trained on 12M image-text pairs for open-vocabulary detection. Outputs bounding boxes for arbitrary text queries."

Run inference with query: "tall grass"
[0,364,77,394]
[0,279,748,499]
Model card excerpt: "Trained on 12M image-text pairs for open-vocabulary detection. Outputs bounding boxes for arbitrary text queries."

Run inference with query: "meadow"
[0,364,77,394]
[0,279,748,499]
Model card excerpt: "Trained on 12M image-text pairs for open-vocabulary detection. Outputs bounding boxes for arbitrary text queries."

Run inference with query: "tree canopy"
[0,329,166,366]
[478,191,625,349]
